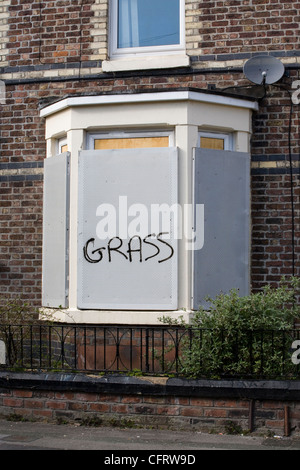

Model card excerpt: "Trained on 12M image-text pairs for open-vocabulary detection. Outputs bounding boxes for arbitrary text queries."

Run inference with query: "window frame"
[109,0,186,59]
[198,131,234,151]
[57,136,68,154]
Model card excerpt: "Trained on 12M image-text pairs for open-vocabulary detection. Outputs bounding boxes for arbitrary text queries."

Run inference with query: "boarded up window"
[94,136,169,150]
[77,147,178,310]
[200,136,225,150]
[193,148,250,309]
[42,153,70,308]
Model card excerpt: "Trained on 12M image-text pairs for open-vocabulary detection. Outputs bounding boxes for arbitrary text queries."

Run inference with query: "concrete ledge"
[1,371,300,401]
[102,54,190,72]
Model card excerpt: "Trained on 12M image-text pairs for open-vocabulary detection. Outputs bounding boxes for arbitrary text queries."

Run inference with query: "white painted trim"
[40,91,258,118]
[40,308,193,325]
[57,136,68,154]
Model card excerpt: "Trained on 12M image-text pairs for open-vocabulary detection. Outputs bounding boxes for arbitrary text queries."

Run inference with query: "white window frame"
[109,0,186,59]
[57,136,68,154]
[87,130,175,150]
[198,131,234,151]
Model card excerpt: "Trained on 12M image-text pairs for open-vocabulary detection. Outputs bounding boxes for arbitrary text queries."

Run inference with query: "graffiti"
[83,233,174,264]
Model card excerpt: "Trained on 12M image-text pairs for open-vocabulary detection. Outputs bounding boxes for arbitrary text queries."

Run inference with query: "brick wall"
[199,0,299,57]
[0,389,271,432]
[0,373,299,436]
[251,174,300,288]
[7,0,95,66]
[0,0,299,305]
[1,0,299,76]
[250,72,300,289]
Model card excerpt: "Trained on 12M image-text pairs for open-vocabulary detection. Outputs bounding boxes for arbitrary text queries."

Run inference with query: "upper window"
[110,0,185,58]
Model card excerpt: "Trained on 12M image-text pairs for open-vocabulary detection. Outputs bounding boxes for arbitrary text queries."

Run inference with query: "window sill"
[102,53,190,72]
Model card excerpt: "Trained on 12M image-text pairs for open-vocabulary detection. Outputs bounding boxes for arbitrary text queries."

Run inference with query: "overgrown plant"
[0,296,37,366]
[160,277,300,379]
[0,295,55,367]
[0,295,39,325]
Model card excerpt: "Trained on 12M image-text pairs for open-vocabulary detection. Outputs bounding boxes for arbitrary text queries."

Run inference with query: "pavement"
[0,419,300,454]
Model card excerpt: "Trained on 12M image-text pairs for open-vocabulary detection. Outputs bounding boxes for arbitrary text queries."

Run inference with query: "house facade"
[0,0,299,325]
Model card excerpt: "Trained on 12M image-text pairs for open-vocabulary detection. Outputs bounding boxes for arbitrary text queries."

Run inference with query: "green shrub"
[161,277,300,379]
[0,295,57,367]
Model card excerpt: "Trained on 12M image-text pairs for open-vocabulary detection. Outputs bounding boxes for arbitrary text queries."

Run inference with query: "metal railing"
[0,324,300,379]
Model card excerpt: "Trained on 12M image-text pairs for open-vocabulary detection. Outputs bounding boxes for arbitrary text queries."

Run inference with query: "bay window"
[40,90,257,324]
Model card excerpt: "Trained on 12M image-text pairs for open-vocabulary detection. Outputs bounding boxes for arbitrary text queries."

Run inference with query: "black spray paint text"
[83,233,174,264]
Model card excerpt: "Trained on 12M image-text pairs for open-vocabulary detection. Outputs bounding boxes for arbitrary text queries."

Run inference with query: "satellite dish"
[244,55,285,85]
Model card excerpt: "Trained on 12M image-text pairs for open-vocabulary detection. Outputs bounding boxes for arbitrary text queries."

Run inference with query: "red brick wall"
[7,0,95,67]
[200,0,300,56]
[0,386,298,436]
[250,80,300,289]
[251,174,300,289]
[0,0,299,306]
[5,1,300,66]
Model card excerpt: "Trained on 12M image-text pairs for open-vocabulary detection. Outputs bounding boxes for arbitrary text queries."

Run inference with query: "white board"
[42,153,70,308]
[193,148,250,309]
[77,148,178,310]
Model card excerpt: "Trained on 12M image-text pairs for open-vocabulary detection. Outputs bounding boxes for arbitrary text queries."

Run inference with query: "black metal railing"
[0,324,300,379]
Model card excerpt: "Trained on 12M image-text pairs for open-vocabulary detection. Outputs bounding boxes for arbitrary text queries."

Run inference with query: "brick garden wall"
[0,0,299,305]
[0,372,299,436]
[0,389,280,433]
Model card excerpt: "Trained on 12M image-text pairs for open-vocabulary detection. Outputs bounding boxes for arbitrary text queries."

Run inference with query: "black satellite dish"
[244,55,285,85]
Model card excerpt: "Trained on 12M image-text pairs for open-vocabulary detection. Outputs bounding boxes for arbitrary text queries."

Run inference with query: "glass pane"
[118,0,180,49]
